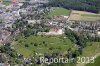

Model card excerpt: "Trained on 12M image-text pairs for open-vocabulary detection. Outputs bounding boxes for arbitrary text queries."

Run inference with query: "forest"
[47,0,100,13]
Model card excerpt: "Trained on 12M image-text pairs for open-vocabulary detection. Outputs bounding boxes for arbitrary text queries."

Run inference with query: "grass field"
[76,42,100,66]
[48,7,71,17]
[11,35,78,57]
[85,56,100,66]
[81,14,100,17]
[68,10,100,21]
[3,1,10,5]
[81,42,100,57]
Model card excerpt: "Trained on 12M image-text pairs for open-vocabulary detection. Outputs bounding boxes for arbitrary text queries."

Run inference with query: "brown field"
[68,10,100,21]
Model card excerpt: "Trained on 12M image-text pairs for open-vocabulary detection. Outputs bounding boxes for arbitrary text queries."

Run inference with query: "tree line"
[45,0,100,13]
[65,28,100,48]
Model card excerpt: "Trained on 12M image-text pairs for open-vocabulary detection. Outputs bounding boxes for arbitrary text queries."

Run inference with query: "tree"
[25,44,29,47]
[48,0,100,13]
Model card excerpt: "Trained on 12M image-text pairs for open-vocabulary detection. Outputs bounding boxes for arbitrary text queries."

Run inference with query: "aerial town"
[0,0,100,66]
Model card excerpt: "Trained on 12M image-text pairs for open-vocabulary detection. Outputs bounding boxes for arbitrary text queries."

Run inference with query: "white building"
[28,20,41,24]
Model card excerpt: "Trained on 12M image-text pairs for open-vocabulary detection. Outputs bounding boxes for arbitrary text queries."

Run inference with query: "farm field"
[76,42,100,66]
[11,35,78,57]
[81,14,100,17]
[48,7,71,17]
[68,10,100,21]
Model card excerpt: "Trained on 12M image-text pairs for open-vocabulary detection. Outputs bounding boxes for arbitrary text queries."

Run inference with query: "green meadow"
[48,7,71,17]
[81,42,100,57]
[77,42,100,66]
[12,35,78,57]
[85,56,100,66]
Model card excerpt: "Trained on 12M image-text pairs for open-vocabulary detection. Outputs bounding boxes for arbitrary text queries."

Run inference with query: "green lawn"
[76,42,100,66]
[12,35,78,57]
[3,1,10,5]
[80,42,100,57]
[48,7,71,17]
[85,56,100,66]
[83,42,100,66]
[81,14,100,17]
